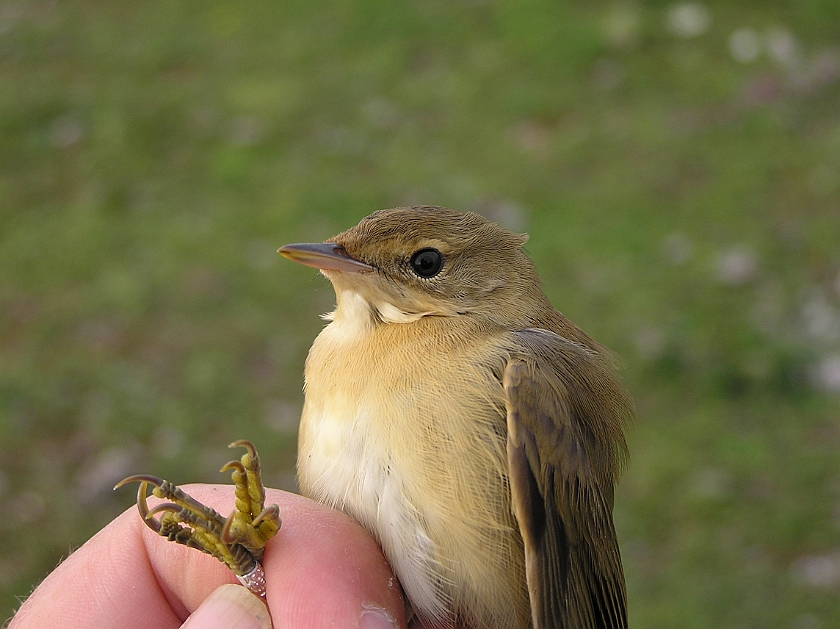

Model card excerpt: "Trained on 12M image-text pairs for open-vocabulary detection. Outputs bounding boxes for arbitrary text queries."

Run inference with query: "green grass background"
[2,1,840,626]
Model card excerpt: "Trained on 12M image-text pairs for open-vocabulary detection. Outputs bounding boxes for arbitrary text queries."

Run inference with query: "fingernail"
[359,605,399,629]
[181,584,272,629]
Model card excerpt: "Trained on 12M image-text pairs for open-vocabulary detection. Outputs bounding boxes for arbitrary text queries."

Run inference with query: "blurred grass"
[2,0,840,626]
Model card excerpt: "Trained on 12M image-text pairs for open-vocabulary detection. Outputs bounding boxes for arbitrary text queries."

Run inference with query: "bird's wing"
[504,329,630,629]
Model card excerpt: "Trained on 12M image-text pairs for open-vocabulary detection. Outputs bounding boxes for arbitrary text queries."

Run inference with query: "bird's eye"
[409,248,443,278]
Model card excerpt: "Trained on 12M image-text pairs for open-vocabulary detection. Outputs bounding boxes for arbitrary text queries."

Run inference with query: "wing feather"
[505,329,631,629]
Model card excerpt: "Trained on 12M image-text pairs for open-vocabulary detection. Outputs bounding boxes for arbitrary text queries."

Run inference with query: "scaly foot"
[115,440,281,597]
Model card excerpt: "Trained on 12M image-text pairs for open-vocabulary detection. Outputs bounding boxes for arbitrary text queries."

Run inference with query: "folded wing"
[505,329,630,629]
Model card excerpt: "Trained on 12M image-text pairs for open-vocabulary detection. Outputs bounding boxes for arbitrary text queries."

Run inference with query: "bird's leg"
[115,440,281,597]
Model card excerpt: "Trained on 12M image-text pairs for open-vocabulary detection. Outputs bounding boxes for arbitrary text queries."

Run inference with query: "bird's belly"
[297,358,530,629]
[298,397,456,623]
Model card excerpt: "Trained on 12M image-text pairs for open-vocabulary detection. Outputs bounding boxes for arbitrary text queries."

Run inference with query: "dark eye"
[409,248,443,278]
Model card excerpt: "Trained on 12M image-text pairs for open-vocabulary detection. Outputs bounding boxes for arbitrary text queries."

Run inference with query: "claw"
[115,475,161,532]
[220,460,245,474]
[136,483,157,531]
[145,502,190,519]
[229,439,258,455]
[113,439,281,597]
[114,473,165,490]
[252,504,280,528]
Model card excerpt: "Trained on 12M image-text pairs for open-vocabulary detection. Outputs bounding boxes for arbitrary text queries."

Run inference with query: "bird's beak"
[278,243,373,273]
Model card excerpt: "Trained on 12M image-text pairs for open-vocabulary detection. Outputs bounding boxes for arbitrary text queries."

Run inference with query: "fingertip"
[261,491,406,629]
[180,584,271,629]
[359,606,401,629]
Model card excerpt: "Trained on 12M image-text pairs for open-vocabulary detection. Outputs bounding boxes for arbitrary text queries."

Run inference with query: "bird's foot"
[115,440,281,597]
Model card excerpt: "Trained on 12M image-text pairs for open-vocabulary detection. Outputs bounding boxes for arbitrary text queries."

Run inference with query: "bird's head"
[279,206,549,328]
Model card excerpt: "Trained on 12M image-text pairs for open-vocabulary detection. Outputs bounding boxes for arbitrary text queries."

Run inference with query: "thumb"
[180,584,272,629]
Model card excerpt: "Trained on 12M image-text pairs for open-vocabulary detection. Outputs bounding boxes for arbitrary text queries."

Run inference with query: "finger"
[9,504,191,629]
[259,491,406,629]
[180,584,271,629]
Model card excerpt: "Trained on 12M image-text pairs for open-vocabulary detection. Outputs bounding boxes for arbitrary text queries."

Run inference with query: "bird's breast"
[297,318,531,629]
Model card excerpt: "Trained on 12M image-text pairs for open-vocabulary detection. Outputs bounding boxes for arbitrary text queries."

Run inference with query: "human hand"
[8,486,406,629]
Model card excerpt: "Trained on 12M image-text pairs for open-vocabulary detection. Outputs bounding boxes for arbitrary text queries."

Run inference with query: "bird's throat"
[325,285,434,330]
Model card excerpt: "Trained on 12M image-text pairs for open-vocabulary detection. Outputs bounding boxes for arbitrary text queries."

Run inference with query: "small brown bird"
[279,206,632,629]
[119,205,631,627]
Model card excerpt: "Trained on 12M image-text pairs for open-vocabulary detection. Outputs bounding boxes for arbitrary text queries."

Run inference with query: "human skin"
[9,486,407,629]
